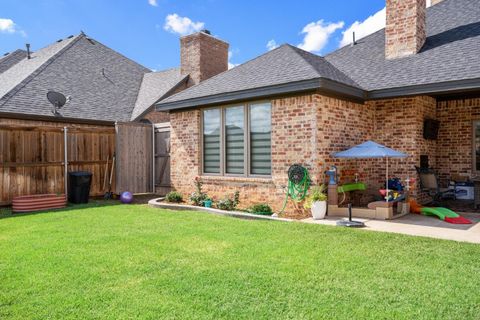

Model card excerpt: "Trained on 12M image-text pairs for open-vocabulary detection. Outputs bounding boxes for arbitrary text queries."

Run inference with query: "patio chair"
[415,166,455,205]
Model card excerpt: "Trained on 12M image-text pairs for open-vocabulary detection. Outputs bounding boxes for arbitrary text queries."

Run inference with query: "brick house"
[156,0,479,214]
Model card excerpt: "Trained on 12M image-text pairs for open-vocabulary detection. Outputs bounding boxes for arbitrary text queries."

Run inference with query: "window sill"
[200,175,273,184]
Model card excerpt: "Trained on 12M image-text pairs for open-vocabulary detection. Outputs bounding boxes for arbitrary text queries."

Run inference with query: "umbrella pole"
[386,157,389,202]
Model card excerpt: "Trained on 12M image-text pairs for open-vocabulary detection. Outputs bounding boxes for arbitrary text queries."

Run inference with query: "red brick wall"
[271,94,319,184]
[368,96,436,202]
[169,94,321,216]
[170,109,201,194]
[437,98,480,184]
[169,93,480,213]
[142,111,170,123]
[169,93,372,216]
[317,95,374,182]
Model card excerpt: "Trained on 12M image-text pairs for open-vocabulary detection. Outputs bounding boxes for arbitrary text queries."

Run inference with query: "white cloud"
[228,50,239,69]
[339,7,385,48]
[266,39,278,51]
[0,18,26,37]
[228,62,238,69]
[164,13,204,36]
[297,20,344,53]
[0,18,16,33]
[148,0,158,6]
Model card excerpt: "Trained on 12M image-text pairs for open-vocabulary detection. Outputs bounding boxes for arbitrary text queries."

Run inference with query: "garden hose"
[279,164,311,214]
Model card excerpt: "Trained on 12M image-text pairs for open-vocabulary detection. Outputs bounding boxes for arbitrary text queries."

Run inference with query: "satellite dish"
[47,91,67,115]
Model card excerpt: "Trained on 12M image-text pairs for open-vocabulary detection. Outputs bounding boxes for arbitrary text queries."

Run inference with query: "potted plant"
[203,197,213,208]
[304,185,327,220]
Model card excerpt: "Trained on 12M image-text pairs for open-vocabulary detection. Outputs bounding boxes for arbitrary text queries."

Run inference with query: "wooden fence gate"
[115,122,154,194]
[154,123,171,195]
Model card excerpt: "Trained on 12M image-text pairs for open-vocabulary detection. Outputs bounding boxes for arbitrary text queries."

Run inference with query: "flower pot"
[204,200,212,208]
[311,201,327,220]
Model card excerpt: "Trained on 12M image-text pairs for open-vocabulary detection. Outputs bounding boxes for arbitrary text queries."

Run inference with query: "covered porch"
[324,96,480,221]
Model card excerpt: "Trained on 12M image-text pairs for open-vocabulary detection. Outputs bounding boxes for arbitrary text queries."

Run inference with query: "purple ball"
[120,191,133,204]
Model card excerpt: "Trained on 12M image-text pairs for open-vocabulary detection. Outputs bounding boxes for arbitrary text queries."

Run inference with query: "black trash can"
[68,171,92,204]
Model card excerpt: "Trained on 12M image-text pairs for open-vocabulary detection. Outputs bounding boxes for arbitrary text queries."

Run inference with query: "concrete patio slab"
[302,212,480,244]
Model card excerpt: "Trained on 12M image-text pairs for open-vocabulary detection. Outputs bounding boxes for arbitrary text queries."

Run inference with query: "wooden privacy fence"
[115,122,154,194]
[0,124,115,205]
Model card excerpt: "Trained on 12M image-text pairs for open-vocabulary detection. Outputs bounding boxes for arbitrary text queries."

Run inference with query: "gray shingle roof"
[158,0,480,110]
[0,36,80,102]
[131,68,188,120]
[325,0,480,92]
[157,44,360,109]
[0,34,185,123]
[0,49,27,74]
[0,34,150,122]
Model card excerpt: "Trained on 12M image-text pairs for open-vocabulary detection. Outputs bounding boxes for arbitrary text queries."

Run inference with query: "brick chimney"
[385,0,426,59]
[180,30,229,86]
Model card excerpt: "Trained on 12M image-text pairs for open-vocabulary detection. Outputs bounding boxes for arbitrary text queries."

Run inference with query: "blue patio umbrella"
[333,141,408,202]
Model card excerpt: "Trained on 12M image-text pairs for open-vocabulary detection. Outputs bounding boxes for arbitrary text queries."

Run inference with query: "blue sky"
[1,0,391,71]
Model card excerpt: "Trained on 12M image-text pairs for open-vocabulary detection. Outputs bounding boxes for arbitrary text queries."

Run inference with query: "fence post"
[114,122,118,195]
[152,123,155,194]
[63,127,68,198]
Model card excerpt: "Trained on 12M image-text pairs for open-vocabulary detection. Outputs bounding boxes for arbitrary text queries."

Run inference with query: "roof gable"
[157,44,360,109]
[131,68,188,120]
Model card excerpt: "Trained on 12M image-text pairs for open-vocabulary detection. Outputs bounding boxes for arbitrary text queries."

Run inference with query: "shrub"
[303,185,327,209]
[249,203,273,216]
[216,191,240,211]
[165,191,183,203]
[189,177,208,206]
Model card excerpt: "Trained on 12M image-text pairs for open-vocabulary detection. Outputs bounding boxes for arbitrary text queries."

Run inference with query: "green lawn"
[0,203,479,319]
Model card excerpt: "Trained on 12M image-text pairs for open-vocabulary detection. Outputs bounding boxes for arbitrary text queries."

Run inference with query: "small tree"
[189,176,208,206]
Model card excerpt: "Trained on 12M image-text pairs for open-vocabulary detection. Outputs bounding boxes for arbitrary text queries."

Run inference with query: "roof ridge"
[148,66,181,74]
[0,34,85,107]
[86,37,151,73]
[282,45,324,78]
[287,44,361,88]
[0,49,27,73]
[160,44,295,103]
[326,28,385,58]
[0,49,26,60]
